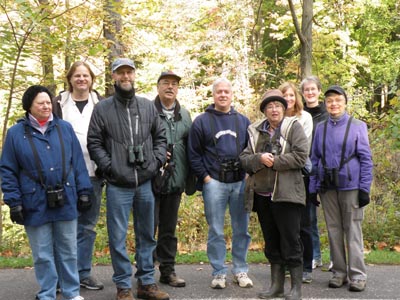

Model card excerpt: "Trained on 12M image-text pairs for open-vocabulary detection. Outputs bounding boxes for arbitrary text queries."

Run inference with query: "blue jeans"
[308,203,321,260]
[202,178,251,276]
[26,220,80,300]
[77,177,103,280]
[106,180,156,288]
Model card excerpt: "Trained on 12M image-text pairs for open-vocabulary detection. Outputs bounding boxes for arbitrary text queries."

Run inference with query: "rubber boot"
[258,264,285,299]
[285,265,302,300]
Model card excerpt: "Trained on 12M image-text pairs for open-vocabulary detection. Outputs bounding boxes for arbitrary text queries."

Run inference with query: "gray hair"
[212,78,232,94]
[299,76,322,92]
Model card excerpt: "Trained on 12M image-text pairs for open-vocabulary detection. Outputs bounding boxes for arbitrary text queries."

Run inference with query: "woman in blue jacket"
[0,85,92,300]
[309,85,373,292]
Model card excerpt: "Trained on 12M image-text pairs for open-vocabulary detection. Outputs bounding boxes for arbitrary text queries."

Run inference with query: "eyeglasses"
[265,104,283,111]
[160,80,178,87]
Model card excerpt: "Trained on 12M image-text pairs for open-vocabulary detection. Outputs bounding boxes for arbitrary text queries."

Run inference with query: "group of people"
[0,57,373,300]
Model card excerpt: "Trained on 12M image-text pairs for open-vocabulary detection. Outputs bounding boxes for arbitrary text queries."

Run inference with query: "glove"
[77,195,92,212]
[358,190,370,208]
[309,193,320,207]
[10,205,24,225]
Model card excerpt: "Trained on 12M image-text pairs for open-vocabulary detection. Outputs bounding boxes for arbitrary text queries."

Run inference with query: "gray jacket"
[239,117,308,212]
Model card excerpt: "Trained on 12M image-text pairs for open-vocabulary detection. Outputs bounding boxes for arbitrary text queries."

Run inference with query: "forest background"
[0,0,399,261]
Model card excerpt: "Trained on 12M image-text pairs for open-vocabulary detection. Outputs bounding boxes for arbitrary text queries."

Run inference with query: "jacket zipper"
[126,105,139,188]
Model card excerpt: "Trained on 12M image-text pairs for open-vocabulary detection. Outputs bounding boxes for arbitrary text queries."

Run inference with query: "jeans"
[154,192,182,276]
[106,180,156,288]
[202,178,251,276]
[26,220,80,300]
[77,176,103,280]
[309,203,322,260]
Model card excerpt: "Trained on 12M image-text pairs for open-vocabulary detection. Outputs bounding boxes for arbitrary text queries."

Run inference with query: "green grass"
[1,249,399,269]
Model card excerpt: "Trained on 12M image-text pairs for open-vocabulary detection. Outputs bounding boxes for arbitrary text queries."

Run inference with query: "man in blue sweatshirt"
[188,78,252,289]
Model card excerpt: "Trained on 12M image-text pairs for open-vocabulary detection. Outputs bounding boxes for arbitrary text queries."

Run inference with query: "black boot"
[285,265,302,300]
[258,264,285,299]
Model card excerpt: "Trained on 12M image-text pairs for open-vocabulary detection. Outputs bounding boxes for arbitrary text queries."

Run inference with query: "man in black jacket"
[87,58,168,300]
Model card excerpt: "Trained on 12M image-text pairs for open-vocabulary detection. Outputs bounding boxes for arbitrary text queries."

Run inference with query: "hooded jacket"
[87,85,167,187]
[0,115,92,226]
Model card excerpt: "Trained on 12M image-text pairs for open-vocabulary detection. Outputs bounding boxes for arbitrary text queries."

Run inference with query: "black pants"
[253,193,303,267]
[300,176,314,272]
[154,192,182,276]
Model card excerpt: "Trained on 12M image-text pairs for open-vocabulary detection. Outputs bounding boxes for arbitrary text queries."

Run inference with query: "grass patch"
[1,250,400,269]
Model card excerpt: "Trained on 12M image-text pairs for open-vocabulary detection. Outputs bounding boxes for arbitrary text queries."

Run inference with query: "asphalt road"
[1,263,399,300]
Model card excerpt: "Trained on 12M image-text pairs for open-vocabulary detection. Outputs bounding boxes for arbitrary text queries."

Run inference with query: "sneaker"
[80,276,104,290]
[67,297,84,300]
[312,258,323,269]
[116,288,134,300]
[137,283,169,300]
[159,272,186,287]
[328,276,348,288]
[349,279,366,292]
[233,272,253,288]
[210,274,226,289]
[302,272,312,284]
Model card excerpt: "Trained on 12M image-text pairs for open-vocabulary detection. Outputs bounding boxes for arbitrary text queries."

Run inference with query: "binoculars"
[47,185,65,208]
[128,145,144,164]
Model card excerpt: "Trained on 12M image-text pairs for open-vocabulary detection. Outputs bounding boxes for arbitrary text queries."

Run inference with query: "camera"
[219,159,241,182]
[47,185,64,208]
[323,167,339,187]
[128,145,144,164]
[263,141,282,156]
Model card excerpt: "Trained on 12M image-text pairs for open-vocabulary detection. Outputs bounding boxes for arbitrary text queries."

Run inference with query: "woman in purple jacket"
[309,85,373,293]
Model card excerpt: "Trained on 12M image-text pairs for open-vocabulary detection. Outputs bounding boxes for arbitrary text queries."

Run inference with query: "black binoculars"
[263,141,282,156]
[323,167,339,187]
[47,184,64,208]
[219,159,241,183]
[128,145,144,164]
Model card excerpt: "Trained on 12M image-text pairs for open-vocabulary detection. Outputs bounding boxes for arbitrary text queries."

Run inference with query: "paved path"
[1,263,399,299]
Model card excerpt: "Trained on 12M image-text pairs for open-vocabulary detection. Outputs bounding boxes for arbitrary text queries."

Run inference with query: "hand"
[10,205,24,225]
[77,195,92,212]
[260,152,274,168]
[358,190,370,208]
[309,193,320,207]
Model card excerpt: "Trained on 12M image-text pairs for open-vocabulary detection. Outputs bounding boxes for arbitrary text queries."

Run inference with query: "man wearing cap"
[240,89,308,300]
[309,85,373,292]
[188,78,253,289]
[87,58,169,300]
[152,70,192,287]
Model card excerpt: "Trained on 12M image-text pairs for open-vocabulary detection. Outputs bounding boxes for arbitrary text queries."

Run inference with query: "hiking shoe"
[302,272,312,284]
[116,288,134,300]
[328,276,348,288]
[349,279,366,292]
[312,258,323,269]
[160,272,186,287]
[210,274,226,289]
[80,276,104,290]
[233,272,253,288]
[137,283,169,300]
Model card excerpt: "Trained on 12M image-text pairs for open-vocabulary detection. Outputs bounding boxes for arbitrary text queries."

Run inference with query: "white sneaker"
[312,258,323,269]
[211,274,226,289]
[67,296,84,300]
[233,272,253,288]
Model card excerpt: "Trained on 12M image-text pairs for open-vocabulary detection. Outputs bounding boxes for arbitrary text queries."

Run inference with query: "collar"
[154,95,182,122]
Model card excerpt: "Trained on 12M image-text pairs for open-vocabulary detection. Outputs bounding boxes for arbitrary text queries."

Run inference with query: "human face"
[70,65,93,94]
[30,92,52,121]
[302,82,321,108]
[157,76,179,106]
[264,101,285,127]
[213,82,232,113]
[325,94,346,118]
[282,87,296,113]
[112,66,135,91]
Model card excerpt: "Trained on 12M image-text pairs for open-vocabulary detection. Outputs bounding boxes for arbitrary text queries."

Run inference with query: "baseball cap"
[112,58,135,73]
[324,85,348,103]
[157,70,181,83]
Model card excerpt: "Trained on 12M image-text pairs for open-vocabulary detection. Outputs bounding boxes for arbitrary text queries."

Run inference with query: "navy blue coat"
[0,115,92,226]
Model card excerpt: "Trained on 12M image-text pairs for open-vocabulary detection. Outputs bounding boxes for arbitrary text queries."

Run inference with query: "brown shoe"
[137,283,169,300]
[160,272,186,287]
[116,287,135,300]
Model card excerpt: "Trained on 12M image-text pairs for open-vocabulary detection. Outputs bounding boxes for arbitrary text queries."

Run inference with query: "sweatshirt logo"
[215,130,237,139]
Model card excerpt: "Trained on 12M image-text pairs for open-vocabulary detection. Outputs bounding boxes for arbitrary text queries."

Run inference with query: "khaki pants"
[320,189,367,281]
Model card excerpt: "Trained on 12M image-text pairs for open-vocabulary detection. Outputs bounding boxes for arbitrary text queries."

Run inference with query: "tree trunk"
[103,0,124,97]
